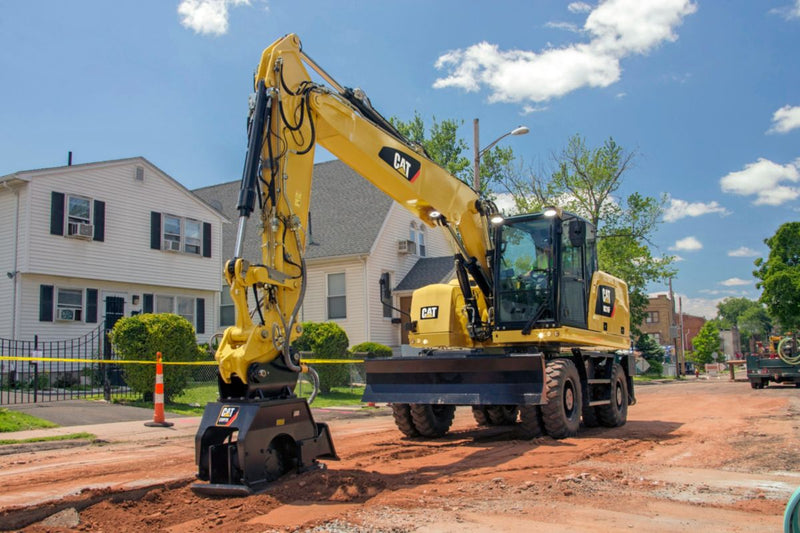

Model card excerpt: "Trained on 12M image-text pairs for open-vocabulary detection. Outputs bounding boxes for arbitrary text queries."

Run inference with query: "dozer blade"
[363,352,545,405]
[192,397,337,496]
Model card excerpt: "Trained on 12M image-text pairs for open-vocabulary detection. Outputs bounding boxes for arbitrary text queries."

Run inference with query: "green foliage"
[636,333,665,375]
[390,112,471,185]
[689,320,722,366]
[109,313,204,401]
[292,322,351,393]
[754,222,800,331]
[350,342,393,358]
[715,297,771,351]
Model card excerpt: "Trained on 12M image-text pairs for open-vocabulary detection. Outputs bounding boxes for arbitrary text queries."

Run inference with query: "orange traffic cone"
[145,352,174,428]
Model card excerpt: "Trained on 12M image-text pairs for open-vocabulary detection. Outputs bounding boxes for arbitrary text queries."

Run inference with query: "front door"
[103,296,125,357]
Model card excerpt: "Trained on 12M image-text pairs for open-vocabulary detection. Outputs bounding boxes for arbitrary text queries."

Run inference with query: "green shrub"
[350,341,392,358]
[292,322,350,393]
[109,313,204,401]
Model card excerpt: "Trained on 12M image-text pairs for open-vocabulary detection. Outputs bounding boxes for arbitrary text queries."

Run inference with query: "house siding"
[0,187,21,338]
[365,203,454,348]
[25,161,222,290]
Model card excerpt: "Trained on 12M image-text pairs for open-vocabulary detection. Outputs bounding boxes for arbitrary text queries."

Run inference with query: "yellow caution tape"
[0,356,363,365]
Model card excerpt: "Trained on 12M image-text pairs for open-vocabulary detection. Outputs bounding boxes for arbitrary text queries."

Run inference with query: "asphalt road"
[4,399,173,426]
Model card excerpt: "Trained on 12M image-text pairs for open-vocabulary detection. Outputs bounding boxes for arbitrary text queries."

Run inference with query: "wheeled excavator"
[192,34,635,495]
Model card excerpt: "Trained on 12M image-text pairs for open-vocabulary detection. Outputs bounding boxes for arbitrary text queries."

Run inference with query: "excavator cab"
[494,211,596,333]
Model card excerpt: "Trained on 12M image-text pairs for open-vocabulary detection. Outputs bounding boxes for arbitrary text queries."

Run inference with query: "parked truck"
[746,334,800,389]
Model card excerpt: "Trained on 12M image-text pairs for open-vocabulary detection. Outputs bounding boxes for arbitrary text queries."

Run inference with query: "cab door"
[559,220,587,329]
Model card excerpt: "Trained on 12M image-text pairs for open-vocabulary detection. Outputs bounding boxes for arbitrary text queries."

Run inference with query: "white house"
[193,159,456,350]
[0,157,226,344]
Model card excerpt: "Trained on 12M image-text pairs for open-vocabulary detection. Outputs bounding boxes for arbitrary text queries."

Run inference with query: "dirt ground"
[1,379,798,532]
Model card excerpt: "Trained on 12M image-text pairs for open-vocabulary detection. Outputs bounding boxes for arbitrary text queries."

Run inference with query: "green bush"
[292,322,350,393]
[350,341,393,358]
[109,313,204,401]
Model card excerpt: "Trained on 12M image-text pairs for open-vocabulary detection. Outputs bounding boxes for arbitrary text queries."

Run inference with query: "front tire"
[541,359,582,439]
[596,363,628,427]
[410,404,456,438]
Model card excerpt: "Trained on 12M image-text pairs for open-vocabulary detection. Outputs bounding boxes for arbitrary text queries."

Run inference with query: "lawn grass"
[0,432,96,445]
[0,408,59,432]
[114,382,368,416]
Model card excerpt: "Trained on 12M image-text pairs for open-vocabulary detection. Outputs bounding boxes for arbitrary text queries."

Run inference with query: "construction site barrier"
[144,352,173,428]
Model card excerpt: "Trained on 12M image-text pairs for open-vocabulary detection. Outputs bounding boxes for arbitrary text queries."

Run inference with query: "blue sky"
[1,1,799,318]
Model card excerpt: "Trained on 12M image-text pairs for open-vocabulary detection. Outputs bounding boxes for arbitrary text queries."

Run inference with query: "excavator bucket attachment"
[363,353,545,406]
[192,397,337,496]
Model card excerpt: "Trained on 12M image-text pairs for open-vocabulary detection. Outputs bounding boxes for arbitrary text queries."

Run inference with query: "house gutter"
[1,180,20,338]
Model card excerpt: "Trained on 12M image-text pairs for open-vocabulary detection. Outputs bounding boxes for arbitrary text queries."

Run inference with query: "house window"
[163,215,182,251]
[417,226,427,257]
[66,195,92,237]
[56,288,83,321]
[646,311,659,324]
[327,273,346,319]
[177,296,195,325]
[156,295,175,314]
[652,332,661,344]
[184,219,202,255]
[220,285,235,327]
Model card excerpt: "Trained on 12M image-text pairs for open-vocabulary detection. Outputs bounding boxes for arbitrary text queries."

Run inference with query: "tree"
[390,112,471,185]
[754,222,800,331]
[493,134,676,333]
[715,297,771,352]
[716,297,757,329]
[635,333,665,375]
[689,320,722,366]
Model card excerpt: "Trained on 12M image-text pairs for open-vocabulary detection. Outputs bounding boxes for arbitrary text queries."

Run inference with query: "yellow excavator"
[193,34,634,495]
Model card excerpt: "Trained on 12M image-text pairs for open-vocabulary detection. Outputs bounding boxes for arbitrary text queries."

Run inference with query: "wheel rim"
[615,382,624,408]
[564,382,575,414]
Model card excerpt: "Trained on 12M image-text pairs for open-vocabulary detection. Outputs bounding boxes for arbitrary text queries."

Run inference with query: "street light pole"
[473,118,529,193]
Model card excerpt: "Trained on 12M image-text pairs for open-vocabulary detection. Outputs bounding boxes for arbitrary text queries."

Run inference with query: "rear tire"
[750,380,759,389]
[410,404,456,438]
[541,359,582,439]
[472,406,490,426]
[518,405,544,439]
[391,403,420,437]
[596,363,628,428]
[487,405,519,425]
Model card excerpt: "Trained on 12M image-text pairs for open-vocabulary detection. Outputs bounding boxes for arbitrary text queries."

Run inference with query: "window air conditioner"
[56,307,76,321]
[67,222,94,239]
[397,239,416,254]
[163,240,181,252]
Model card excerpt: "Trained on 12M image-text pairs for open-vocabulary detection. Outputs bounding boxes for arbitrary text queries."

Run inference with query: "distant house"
[0,157,226,343]
[193,159,455,351]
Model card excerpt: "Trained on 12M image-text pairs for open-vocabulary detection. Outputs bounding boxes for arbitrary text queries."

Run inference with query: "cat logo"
[420,306,439,320]
[594,285,616,318]
[378,147,421,182]
[216,405,239,427]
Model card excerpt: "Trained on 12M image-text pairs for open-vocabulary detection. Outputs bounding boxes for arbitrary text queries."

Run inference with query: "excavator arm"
[216,34,499,391]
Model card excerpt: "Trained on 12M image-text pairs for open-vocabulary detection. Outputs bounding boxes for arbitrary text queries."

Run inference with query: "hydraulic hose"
[777,337,800,366]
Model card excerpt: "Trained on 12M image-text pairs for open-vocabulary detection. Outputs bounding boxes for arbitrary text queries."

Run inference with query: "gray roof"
[395,255,456,292]
[193,159,393,262]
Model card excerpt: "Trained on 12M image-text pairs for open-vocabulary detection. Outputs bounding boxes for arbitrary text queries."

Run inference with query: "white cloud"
[770,1,800,20]
[177,0,250,36]
[767,105,800,134]
[663,197,730,222]
[433,0,697,104]
[719,157,800,205]
[569,2,594,13]
[719,277,751,287]
[669,236,702,251]
[545,21,581,33]
[727,246,759,258]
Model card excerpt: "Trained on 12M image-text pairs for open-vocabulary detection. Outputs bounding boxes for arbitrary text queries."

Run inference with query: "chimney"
[68,151,73,166]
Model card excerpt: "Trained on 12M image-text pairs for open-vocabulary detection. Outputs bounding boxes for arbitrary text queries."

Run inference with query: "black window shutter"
[150,212,161,250]
[86,289,98,323]
[39,285,54,322]
[202,222,212,258]
[93,200,105,242]
[196,298,205,334]
[143,293,153,313]
[50,192,65,236]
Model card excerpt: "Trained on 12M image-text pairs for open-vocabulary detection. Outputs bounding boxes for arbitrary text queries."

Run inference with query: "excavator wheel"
[517,405,544,439]
[487,405,519,425]
[391,403,420,437]
[471,406,491,426]
[541,359,582,439]
[410,404,456,438]
[596,363,628,427]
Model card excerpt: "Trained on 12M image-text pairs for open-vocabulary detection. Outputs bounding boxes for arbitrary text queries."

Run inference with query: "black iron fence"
[0,322,136,405]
